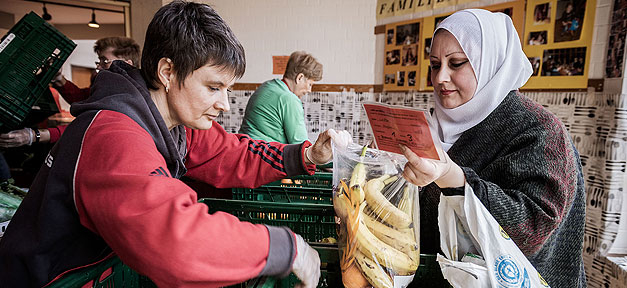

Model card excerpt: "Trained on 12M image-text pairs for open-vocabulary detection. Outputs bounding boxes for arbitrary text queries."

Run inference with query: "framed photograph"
[402,45,418,66]
[387,29,394,45]
[606,0,627,78]
[528,31,548,45]
[424,38,432,59]
[434,16,448,31]
[554,0,586,42]
[541,47,586,76]
[396,23,420,46]
[408,71,416,86]
[533,3,551,24]
[494,7,513,17]
[385,73,396,84]
[397,71,406,86]
[606,33,625,78]
[528,57,541,76]
[386,49,401,65]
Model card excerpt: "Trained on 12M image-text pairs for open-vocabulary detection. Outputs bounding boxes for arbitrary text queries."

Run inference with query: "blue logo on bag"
[494,255,530,288]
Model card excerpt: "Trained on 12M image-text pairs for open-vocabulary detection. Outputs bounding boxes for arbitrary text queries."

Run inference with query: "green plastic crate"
[0,11,76,132]
[201,198,336,243]
[232,173,333,204]
[47,256,156,288]
[48,199,339,288]
[243,243,341,288]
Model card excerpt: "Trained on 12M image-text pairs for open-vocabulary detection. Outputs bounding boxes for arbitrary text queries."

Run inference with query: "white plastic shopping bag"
[437,184,551,288]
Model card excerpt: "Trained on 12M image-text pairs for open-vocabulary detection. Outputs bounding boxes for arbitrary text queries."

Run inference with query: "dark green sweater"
[420,91,586,287]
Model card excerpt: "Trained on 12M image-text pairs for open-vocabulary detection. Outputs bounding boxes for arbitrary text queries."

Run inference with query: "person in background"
[0,1,352,287]
[239,51,322,144]
[0,37,140,148]
[399,9,585,287]
[52,36,141,104]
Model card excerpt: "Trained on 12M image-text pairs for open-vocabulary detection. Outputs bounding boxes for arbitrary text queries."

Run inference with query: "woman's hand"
[305,129,352,165]
[399,145,465,188]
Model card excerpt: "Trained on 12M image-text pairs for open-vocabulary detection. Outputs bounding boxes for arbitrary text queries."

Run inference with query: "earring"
[165,83,170,94]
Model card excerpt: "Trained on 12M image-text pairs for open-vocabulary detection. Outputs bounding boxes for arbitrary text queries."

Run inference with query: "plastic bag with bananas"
[332,142,420,288]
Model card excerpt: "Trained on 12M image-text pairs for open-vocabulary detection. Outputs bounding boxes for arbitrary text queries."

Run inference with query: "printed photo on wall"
[554,0,586,43]
[424,38,432,59]
[402,45,418,66]
[528,31,548,45]
[494,7,513,18]
[385,73,396,84]
[387,29,394,45]
[528,57,541,76]
[606,33,625,78]
[408,71,416,86]
[541,47,586,76]
[606,0,627,78]
[397,71,406,86]
[386,50,401,65]
[396,23,420,46]
[434,16,448,31]
[533,3,551,24]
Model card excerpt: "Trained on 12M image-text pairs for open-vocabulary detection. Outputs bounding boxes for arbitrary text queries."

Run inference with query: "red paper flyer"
[363,102,444,161]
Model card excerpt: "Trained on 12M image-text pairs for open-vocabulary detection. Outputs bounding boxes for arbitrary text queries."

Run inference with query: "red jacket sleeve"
[48,125,67,144]
[56,80,90,104]
[73,111,287,287]
[184,123,315,189]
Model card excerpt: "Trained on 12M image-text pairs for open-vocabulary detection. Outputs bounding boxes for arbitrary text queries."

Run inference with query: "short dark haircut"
[94,37,141,67]
[283,51,323,81]
[141,1,246,90]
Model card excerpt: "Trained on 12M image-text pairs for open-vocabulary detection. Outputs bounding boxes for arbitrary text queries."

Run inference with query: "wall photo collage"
[383,0,525,91]
[383,0,596,91]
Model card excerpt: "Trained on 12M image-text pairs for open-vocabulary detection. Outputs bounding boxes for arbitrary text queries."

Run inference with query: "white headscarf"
[432,9,533,151]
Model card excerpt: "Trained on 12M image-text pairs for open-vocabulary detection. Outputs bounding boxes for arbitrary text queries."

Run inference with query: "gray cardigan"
[420,91,586,288]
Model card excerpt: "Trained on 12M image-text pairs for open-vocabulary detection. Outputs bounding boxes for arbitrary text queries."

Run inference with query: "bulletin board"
[522,0,596,89]
[384,0,525,91]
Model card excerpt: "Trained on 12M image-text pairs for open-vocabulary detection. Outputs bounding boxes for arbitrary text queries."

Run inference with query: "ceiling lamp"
[88,9,99,28]
[42,3,52,21]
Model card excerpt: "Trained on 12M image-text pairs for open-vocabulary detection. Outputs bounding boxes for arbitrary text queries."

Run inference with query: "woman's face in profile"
[167,64,235,130]
[429,30,477,109]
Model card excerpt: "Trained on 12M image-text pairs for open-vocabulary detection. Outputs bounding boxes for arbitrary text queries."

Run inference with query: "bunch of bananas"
[334,147,420,288]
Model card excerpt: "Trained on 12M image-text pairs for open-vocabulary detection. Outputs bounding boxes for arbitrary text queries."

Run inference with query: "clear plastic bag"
[333,142,420,288]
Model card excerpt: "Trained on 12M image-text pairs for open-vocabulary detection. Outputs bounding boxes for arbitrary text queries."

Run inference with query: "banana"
[354,250,393,288]
[350,184,365,206]
[334,193,351,221]
[362,212,419,259]
[355,213,418,275]
[398,187,412,218]
[364,177,412,229]
[398,186,420,263]
[349,145,369,188]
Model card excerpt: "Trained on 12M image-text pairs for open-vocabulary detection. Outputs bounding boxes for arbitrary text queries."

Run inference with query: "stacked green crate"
[0,12,76,132]
[232,172,333,204]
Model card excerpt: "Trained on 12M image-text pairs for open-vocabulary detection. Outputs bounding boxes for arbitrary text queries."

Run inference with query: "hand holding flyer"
[363,102,445,162]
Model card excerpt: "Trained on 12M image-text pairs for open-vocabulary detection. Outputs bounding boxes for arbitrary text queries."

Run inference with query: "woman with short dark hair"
[0,1,349,287]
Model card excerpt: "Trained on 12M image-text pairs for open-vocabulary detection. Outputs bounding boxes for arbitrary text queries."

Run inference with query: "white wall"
[208,0,377,84]
[60,39,97,82]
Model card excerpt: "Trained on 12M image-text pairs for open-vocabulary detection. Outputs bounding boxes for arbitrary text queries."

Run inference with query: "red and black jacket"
[0,62,315,287]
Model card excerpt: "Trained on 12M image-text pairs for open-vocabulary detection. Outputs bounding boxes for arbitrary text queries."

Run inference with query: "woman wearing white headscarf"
[400,9,586,287]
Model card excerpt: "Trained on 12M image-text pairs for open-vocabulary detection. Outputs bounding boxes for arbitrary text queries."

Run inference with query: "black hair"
[141,1,246,89]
